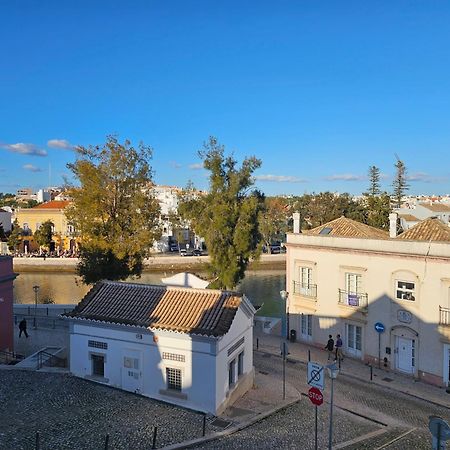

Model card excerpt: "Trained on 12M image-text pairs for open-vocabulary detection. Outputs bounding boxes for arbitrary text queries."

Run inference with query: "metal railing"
[338,289,368,309]
[14,315,69,331]
[439,306,450,326]
[293,281,317,298]
[0,350,24,365]
[36,350,67,370]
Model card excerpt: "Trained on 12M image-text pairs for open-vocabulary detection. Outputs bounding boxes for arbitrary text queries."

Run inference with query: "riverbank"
[13,253,286,273]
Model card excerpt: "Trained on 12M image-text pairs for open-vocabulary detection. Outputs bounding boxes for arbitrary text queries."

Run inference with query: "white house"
[161,272,210,289]
[64,281,255,414]
[286,214,450,387]
[396,201,450,230]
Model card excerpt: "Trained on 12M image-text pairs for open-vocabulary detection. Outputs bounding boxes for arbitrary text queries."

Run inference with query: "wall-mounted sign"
[135,334,143,340]
[397,309,412,324]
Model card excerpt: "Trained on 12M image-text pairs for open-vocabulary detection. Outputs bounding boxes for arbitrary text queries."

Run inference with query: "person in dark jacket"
[19,318,29,338]
[325,335,334,360]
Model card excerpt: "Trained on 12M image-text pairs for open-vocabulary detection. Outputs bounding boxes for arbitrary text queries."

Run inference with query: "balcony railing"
[293,281,317,298]
[338,289,368,309]
[439,306,450,326]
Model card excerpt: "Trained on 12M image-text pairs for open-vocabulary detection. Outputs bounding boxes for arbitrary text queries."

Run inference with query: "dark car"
[169,243,179,252]
[193,249,203,256]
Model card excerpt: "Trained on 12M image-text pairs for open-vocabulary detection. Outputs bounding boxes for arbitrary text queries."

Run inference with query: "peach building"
[0,256,15,351]
[286,214,450,387]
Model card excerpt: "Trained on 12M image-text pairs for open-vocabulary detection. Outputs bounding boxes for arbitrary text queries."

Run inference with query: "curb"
[161,397,301,449]
[255,347,450,411]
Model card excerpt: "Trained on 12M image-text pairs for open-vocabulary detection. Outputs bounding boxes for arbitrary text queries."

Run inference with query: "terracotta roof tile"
[396,217,450,242]
[398,214,419,222]
[419,202,450,212]
[302,216,389,239]
[64,281,243,337]
[34,200,70,209]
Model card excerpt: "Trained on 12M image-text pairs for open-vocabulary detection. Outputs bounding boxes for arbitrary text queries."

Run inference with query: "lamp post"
[280,290,289,340]
[327,362,339,450]
[33,285,40,329]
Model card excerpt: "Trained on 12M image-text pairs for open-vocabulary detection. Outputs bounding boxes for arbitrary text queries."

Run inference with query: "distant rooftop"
[397,217,450,242]
[33,200,71,210]
[418,202,450,212]
[302,217,389,240]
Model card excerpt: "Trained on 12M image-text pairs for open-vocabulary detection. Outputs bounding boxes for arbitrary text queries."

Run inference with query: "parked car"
[169,243,179,252]
[193,249,203,256]
[179,249,193,256]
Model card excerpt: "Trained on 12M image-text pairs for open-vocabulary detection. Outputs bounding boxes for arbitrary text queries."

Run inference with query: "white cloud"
[169,161,182,169]
[23,164,43,173]
[47,139,74,150]
[188,163,203,170]
[1,142,47,156]
[407,172,449,183]
[325,174,365,181]
[254,174,307,183]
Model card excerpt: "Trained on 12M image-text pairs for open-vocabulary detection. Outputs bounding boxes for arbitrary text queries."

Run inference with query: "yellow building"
[14,201,76,253]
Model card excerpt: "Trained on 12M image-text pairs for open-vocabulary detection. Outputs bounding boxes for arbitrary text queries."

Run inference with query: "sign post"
[374,322,385,369]
[307,364,325,450]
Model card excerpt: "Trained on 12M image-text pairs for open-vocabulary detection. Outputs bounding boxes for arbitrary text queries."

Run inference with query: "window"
[301,314,312,340]
[396,281,415,301]
[88,340,108,350]
[23,223,29,230]
[228,359,236,387]
[346,273,362,293]
[238,352,244,377]
[166,368,182,391]
[162,352,185,362]
[91,354,105,377]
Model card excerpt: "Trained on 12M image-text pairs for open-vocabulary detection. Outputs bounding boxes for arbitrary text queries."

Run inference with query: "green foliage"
[34,220,54,248]
[0,193,17,208]
[178,137,264,289]
[66,135,161,284]
[7,219,23,251]
[364,194,391,229]
[0,223,6,241]
[367,166,381,196]
[292,192,366,229]
[259,197,290,248]
[392,157,409,208]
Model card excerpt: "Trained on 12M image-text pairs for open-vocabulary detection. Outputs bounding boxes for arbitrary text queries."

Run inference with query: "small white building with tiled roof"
[287,214,450,387]
[64,281,255,414]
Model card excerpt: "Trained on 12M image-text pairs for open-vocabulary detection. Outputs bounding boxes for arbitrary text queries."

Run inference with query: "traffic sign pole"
[378,332,381,369]
[314,405,318,450]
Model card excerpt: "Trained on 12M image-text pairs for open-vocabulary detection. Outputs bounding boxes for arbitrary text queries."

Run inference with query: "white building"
[286,214,450,387]
[396,202,450,230]
[65,281,255,414]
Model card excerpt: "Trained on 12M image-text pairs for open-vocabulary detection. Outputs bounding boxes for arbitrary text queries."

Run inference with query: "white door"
[121,350,143,393]
[397,337,415,374]
[301,314,312,341]
[346,324,362,358]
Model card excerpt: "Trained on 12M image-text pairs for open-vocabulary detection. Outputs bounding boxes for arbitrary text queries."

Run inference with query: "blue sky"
[1,1,450,196]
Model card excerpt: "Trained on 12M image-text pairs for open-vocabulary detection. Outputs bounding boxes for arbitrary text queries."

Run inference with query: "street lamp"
[327,362,339,450]
[33,285,40,329]
[280,290,289,340]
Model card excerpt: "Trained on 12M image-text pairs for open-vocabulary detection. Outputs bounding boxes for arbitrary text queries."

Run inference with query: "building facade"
[0,256,16,351]
[286,215,450,387]
[14,200,75,252]
[65,281,255,414]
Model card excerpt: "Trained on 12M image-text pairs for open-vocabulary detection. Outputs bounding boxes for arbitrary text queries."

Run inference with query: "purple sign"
[348,294,359,306]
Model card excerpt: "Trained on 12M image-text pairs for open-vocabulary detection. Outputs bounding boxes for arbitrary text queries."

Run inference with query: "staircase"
[15,346,67,370]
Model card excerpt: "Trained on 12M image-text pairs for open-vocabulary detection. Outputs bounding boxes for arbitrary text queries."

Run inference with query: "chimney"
[389,213,398,238]
[293,212,300,233]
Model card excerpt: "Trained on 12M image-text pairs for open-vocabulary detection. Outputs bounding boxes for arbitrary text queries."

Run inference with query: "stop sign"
[308,387,323,406]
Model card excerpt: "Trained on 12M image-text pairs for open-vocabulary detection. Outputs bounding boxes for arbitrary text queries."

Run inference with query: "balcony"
[338,289,368,309]
[439,306,450,326]
[293,281,317,299]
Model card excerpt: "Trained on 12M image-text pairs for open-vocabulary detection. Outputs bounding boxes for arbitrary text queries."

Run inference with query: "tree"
[367,166,381,196]
[66,136,161,284]
[178,137,264,289]
[8,219,23,252]
[259,197,290,251]
[365,194,391,229]
[34,220,54,249]
[0,223,6,241]
[392,157,409,208]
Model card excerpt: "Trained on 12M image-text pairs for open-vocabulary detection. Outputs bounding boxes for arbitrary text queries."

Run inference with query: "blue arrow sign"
[374,322,385,333]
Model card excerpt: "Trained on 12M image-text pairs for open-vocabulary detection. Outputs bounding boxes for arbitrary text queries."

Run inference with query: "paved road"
[194,353,449,449]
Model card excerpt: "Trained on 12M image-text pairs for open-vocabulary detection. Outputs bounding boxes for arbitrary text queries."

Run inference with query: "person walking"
[325,334,334,360]
[335,334,344,361]
[18,318,29,338]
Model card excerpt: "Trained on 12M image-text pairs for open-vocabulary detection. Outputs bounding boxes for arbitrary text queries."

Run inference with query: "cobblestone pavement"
[0,371,220,450]
[192,400,381,450]
[192,352,449,449]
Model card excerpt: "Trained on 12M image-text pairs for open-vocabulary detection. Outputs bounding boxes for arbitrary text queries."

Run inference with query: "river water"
[13,269,286,318]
